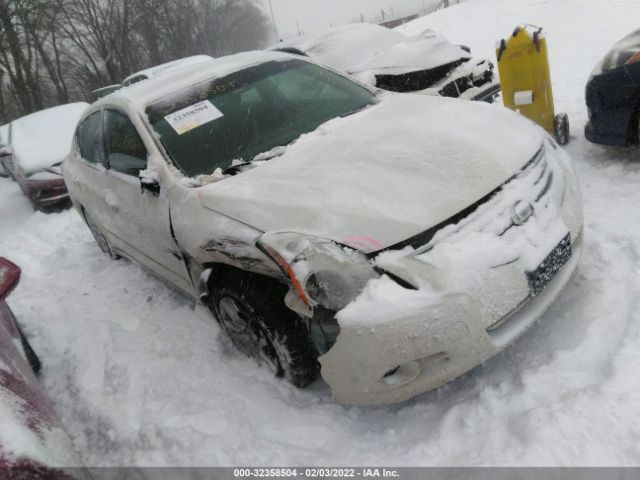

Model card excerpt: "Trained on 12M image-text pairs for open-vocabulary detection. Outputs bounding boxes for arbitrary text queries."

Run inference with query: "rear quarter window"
[76,112,103,165]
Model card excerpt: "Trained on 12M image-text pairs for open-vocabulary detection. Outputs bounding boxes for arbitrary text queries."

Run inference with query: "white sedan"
[63,50,583,405]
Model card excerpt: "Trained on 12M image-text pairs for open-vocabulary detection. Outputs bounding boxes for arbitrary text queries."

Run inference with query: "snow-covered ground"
[2,0,640,467]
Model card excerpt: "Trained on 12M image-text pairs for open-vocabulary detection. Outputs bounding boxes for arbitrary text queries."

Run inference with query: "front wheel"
[208,269,319,387]
[84,209,119,259]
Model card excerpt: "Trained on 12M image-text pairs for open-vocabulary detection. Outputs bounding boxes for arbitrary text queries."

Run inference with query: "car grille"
[375,59,465,93]
[35,186,67,199]
[376,145,558,256]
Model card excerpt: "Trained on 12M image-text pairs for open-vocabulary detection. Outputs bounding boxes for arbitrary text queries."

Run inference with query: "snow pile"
[10,103,88,175]
[2,0,640,468]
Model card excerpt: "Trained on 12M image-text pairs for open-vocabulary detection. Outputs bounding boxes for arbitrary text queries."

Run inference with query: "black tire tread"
[83,208,119,260]
[209,268,319,388]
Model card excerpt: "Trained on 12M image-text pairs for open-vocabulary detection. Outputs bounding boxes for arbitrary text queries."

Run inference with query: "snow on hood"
[275,23,470,76]
[11,102,89,175]
[197,94,543,252]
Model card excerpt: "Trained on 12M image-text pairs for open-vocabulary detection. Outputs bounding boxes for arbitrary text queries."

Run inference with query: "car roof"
[121,55,214,86]
[97,50,297,112]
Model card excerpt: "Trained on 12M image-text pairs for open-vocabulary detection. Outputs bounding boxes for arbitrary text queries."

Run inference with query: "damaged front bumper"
[413,57,501,103]
[318,139,583,405]
[375,57,500,103]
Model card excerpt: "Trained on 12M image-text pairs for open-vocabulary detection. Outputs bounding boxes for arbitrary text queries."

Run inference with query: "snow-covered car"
[90,84,123,102]
[0,258,82,476]
[272,23,500,102]
[63,50,583,405]
[0,103,88,210]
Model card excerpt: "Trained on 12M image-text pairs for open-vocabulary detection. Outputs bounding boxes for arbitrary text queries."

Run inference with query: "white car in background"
[63,50,583,405]
[121,55,214,87]
[272,23,499,102]
[90,56,215,102]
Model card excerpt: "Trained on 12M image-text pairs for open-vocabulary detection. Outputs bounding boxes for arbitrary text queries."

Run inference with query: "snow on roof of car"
[108,50,297,110]
[273,23,469,76]
[121,55,215,86]
[10,102,88,175]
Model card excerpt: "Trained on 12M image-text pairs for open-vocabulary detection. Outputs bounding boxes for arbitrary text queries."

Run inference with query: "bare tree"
[0,0,270,123]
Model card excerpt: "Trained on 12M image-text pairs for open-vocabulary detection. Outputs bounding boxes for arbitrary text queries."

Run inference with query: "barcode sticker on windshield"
[164,100,223,135]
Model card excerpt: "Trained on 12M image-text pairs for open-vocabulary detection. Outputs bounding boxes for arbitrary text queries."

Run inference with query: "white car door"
[67,110,115,235]
[101,108,194,296]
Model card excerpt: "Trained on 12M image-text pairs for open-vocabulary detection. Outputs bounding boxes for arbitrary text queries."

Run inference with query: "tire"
[84,209,119,259]
[554,113,570,145]
[1,159,15,180]
[208,269,319,387]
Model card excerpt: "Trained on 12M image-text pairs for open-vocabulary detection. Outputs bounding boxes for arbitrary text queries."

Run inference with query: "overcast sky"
[263,0,444,41]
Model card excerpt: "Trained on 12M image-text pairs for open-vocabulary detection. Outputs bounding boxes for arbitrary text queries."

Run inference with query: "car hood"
[276,24,469,77]
[197,94,543,253]
[350,36,470,76]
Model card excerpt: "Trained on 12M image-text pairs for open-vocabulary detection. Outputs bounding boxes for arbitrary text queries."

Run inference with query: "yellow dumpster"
[496,25,570,145]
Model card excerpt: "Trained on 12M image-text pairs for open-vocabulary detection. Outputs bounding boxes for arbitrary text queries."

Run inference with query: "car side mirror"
[0,146,12,158]
[140,178,160,196]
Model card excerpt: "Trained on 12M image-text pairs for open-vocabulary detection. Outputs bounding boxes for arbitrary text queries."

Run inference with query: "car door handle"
[102,189,119,212]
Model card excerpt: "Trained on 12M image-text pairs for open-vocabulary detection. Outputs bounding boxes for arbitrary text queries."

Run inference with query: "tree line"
[0,0,271,123]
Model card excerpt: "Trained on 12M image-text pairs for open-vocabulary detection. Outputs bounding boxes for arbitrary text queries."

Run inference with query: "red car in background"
[0,102,88,211]
[0,258,84,478]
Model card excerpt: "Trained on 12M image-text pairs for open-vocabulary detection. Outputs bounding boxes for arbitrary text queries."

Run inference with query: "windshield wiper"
[222,145,289,175]
[339,103,373,118]
[221,161,253,175]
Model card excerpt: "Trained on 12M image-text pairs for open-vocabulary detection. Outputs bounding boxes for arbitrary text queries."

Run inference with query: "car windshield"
[601,29,640,71]
[146,59,376,178]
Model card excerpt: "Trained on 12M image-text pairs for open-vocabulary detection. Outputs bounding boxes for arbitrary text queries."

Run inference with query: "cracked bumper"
[319,141,583,406]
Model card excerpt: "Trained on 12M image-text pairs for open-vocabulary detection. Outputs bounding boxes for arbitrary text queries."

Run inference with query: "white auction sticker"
[164,100,223,135]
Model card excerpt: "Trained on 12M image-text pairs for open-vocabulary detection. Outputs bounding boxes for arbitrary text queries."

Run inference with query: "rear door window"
[77,112,104,165]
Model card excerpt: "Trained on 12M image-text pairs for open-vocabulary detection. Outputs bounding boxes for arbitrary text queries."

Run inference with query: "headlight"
[257,232,379,311]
